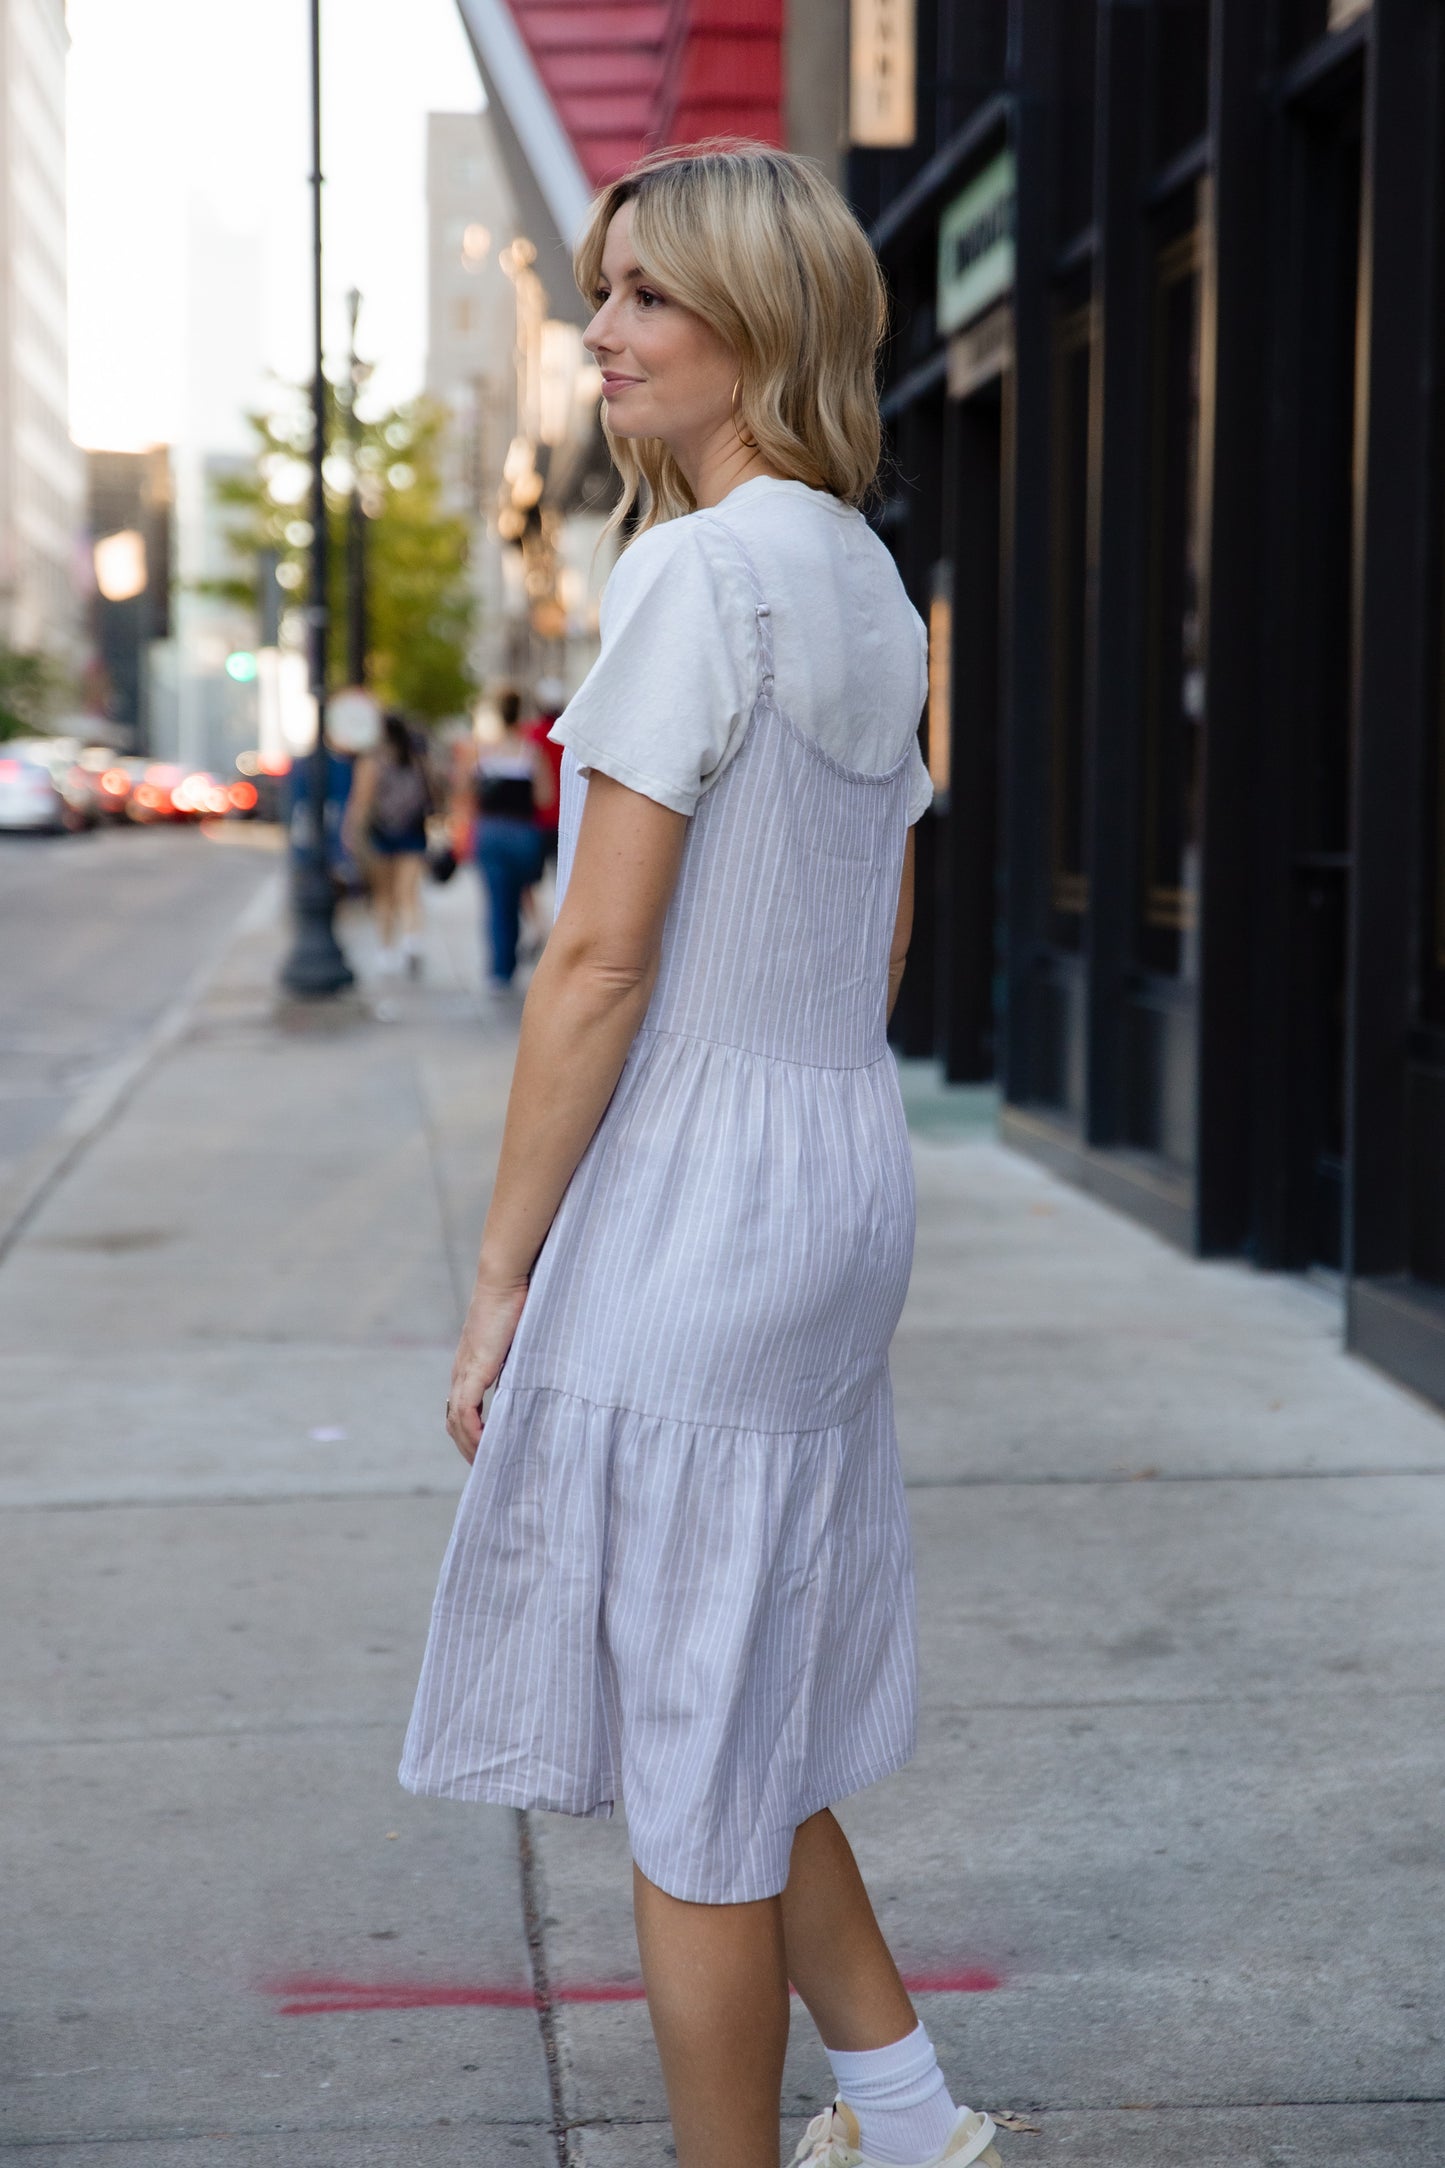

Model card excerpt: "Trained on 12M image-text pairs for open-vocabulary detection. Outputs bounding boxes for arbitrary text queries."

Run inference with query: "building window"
[1277,0,1360,58]
[1049,295,1093,947]
[1055,3,1097,246]
[935,0,1007,141]
[1150,0,1210,169]
[1140,201,1204,977]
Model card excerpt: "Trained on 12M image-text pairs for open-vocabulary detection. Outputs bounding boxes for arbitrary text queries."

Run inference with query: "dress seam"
[631,1021,894,1076]
[496,1372,887,1442]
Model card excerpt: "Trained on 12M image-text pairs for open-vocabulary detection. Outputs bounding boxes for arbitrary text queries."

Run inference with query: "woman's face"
[583,201,738,454]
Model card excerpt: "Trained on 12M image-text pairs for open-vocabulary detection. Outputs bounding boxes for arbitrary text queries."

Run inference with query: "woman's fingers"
[445,1280,529,1464]
[446,1357,494,1463]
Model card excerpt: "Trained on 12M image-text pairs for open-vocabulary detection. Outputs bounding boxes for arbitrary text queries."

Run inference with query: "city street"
[0,825,277,1244]
[1,871,1442,2166]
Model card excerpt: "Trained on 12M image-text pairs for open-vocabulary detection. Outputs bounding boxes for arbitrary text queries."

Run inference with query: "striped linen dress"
[400,523,919,1904]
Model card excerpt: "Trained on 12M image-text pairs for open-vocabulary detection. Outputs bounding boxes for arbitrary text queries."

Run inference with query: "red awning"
[501,0,784,187]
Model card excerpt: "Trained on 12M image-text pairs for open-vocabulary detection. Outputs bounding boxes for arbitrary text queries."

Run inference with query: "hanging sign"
[937,150,1016,336]
[850,0,916,149]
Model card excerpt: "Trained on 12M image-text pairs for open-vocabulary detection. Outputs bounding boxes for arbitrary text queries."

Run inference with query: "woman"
[401,143,1003,2168]
[344,711,431,977]
[470,686,556,988]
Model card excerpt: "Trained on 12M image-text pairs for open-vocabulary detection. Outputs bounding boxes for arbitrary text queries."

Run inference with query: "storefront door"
[1261,58,1365,1272]
[1288,87,1362,1269]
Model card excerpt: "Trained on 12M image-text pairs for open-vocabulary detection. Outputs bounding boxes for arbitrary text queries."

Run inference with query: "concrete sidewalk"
[2,866,1443,2166]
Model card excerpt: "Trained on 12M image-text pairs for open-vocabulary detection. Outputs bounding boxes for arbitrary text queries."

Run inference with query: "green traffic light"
[225,650,259,683]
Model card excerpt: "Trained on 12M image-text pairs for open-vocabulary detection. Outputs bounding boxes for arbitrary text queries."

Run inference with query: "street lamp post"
[280,0,353,998]
[345,287,368,687]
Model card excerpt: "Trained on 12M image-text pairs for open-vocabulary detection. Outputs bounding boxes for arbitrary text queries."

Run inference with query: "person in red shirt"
[521,676,566,869]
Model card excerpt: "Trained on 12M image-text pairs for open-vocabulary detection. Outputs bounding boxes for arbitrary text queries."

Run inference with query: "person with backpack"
[344,711,433,977]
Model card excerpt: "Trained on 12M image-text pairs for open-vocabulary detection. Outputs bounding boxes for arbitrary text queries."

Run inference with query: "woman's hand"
[445,1271,530,1463]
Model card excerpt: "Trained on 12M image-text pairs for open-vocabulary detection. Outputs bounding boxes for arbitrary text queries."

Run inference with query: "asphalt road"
[0,821,278,1201]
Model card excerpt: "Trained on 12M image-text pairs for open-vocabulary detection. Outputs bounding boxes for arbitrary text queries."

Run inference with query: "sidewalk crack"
[517,1807,577,2168]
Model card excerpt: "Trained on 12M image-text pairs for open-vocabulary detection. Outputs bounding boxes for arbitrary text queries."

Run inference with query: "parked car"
[75,746,136,821]
[233,750,286,822]
[2,736,102,829]
[127,762,189,822]
[0,752,72,832]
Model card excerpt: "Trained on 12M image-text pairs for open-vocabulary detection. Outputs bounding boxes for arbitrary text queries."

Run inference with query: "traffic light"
[225,650,259,683]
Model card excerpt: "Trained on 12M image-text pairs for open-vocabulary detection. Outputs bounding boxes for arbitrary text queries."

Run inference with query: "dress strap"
[701,514,775,701]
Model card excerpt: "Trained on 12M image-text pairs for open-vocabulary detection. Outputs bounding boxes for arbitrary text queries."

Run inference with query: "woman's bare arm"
[341,752,374,852]
[887,828,915,1022]
[446,772,687,1458]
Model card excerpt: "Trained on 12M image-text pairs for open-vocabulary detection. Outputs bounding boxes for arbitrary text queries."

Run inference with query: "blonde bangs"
[573,140,888,543]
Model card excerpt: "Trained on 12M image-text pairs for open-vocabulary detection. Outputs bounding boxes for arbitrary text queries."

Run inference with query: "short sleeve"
[548,517,758,816]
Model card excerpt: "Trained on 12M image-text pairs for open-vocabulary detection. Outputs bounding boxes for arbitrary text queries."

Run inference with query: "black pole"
[280,0,352,997]
[346,286,367,686]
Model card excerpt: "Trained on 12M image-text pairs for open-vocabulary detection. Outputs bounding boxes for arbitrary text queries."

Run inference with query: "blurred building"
[427,110,519,688]
[0,0,83,666]
[85,447,171,749]
[426,105,613,696]
[150,448,260,775]
[853,0,1445,1411]
[146,212,267,774]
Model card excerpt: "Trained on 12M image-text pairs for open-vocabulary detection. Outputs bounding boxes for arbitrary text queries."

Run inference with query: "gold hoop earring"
[731,377,757,452]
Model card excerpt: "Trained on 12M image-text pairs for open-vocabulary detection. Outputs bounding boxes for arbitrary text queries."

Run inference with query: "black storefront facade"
[854,0,1445,1413]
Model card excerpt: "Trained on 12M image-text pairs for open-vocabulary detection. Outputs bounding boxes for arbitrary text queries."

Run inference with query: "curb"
[0,869,285,1270]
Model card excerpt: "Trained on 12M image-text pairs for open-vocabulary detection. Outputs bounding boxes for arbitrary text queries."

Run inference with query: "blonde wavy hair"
[574,139,888,541]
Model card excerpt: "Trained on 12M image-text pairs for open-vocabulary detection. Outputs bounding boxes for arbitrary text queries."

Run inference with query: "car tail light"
[228,780,258,811]
[101,768,130,795]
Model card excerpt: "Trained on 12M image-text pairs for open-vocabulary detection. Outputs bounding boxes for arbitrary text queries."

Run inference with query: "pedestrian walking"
[344,711,432,977]
[470,687,555,989]
[401,143,1001,2168]
[522,674,567,871]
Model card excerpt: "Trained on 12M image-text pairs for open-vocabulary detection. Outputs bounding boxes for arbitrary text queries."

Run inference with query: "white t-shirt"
[550,475,933,824]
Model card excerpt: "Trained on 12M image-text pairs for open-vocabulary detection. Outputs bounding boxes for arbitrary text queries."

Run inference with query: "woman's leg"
[633,1865,790,2168]
[494,837,525,982]
[396,852,424,939]
[476,833,521,984]
[782,1812,983,2167]
[780,1808,916,2051]
[371,855,399,953]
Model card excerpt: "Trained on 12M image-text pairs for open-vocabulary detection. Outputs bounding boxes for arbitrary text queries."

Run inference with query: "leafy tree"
[203,380,477,721]
[0,646,62,741]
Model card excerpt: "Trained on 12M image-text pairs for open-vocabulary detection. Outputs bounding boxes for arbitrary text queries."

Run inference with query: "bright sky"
[67,0,481,451]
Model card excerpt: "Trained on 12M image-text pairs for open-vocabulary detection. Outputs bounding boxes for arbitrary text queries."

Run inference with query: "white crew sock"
[826,2021,961,2165]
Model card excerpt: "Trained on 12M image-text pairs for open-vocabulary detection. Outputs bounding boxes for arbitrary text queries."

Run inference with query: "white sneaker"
[790,2100,1001,2168]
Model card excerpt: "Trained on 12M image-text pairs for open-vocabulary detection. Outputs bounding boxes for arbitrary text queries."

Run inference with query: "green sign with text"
[937,150,1016,335]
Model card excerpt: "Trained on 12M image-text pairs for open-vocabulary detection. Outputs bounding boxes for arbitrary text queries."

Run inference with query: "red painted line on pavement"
[261,1968,1002,2016]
